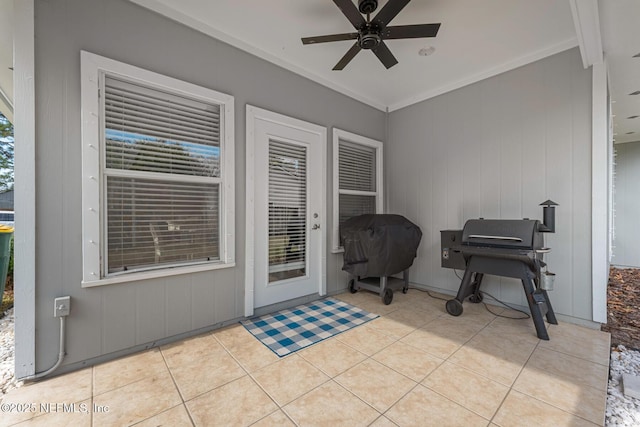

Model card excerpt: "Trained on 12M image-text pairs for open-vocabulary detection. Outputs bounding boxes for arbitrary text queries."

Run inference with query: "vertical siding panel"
[102,286,136,353]
[461,84,483,223]
[432,102,452,289]
[191,275,216,330]
[165,276,193,336]
[478,77,503,299]
[519,61,548,308]
[135,280,166,344]
[544,54,574,316]
[499,68,526,304]
[213,269,237,323]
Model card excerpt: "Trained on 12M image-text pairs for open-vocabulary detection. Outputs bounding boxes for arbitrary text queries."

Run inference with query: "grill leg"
[521,275,550,340]
[540,289,558,325]
[447,267,475,316]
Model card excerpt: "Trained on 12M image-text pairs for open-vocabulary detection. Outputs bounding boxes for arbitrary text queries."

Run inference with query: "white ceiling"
[131,0,578,111]
[0,1,637,144]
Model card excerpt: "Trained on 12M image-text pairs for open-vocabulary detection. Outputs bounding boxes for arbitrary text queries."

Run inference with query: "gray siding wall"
[612,141,640,267]
[387,48,594,322]
[33,0,385,371]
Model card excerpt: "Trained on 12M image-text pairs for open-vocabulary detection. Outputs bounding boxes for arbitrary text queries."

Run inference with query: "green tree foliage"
[0,112,14,192]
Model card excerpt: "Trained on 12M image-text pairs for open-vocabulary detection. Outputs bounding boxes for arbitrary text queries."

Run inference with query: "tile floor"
[0,289,611,427]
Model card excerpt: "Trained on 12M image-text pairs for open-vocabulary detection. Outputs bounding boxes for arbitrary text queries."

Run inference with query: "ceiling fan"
[301,0,441,70]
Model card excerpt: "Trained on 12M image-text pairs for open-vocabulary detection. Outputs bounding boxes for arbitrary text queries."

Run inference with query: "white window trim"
[80,51,235,287]
[332,128,383,253]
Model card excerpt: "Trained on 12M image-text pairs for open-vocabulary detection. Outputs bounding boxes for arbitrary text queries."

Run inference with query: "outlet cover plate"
[54,296,71,317]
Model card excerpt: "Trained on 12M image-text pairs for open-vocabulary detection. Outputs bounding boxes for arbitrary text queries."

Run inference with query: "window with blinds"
[338,140,377,238]
[332,129,383,251]
[103,76,222,274]
[268,140,307,282]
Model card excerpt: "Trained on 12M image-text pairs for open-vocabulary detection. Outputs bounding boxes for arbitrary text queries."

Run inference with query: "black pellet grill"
[441,201,559,340]
[341,214,422,305]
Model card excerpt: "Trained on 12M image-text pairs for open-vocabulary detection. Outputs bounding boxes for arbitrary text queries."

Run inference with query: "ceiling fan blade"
[302,33,359,45]
[372,0,411,29]
[332,0,366,29]
[333,42,362,70]
[372,41,398,69]
[384,23,441,39]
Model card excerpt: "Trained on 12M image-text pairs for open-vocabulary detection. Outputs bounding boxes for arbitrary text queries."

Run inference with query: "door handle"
[312,224,320,230]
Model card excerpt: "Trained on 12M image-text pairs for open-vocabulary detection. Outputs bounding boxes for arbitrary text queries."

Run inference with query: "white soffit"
[130,0,578,112]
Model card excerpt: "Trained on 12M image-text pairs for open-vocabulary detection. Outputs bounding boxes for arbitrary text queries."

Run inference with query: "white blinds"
[338,140,377,237]
[105,77,221,177]
[103,75,222,274]
[268,140,307,282]
[339,140,376,192]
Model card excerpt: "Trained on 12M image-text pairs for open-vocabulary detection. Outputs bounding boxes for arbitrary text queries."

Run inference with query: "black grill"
[441,205,559,340]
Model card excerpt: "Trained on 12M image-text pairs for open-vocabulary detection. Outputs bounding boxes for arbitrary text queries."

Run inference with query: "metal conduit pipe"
[22,314,67,381]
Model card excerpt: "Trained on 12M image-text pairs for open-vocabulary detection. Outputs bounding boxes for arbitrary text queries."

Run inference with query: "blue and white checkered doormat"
[241,298,379,357]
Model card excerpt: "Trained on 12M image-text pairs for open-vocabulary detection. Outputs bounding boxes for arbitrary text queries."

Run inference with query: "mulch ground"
[601,267,640,349]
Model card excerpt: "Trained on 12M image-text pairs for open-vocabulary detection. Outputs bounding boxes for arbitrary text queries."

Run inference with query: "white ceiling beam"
[570,0,603,68]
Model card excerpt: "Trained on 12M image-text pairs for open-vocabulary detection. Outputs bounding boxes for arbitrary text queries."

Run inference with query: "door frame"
[245,105,327,317]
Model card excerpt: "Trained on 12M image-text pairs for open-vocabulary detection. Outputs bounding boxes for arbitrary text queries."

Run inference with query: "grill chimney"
[539,200,558,233]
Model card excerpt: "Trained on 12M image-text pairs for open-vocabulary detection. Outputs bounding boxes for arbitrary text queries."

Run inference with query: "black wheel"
[468,293,483,303]
[382,288,393,305]
[446,299,463,316]
[349,279,357,294]
[402,287,408,294]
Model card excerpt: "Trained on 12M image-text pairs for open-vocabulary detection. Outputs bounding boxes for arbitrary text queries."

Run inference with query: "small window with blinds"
[332,129,383,252]
[81,51,235,285]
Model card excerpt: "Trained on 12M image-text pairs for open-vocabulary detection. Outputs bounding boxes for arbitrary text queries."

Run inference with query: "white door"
[246,106,326,312]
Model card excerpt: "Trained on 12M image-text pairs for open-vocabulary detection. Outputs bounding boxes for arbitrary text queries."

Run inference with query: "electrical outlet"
[54,296,71,317]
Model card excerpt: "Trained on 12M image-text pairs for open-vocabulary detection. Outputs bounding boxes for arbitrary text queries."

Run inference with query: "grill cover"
[341,214,422,277]
[462,219,543,250]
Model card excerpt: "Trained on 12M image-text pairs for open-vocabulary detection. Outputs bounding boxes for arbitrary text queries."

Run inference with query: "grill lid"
[462,219,543,249]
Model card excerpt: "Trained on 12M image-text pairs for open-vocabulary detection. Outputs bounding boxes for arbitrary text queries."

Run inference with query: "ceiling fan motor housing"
[358,0,378,14]
[359,29,381,49]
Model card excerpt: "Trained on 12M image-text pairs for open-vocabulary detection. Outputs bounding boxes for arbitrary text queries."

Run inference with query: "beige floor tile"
[383,306,442,329]
[11,399,91,427]
[369,415,399,426]
[187,375,277,427]
[448,344,526,387]
[251,410,295,427]
[93,348,168,395]
[214,327,280,373]
[161,333,245,400]
[400,315,485,359]
[385,385,488,427]
[513,363,607,425]
[283,381,380,427]
[372,341,443,382]
[93,371,182,426]
[404,293,450,314]
[251,354,329,406]
[422,362,509,419]
[525,347,609,391]
[365,316,418,339]
[335,359,416,412]
[335,324,396,356]
[135,404,192,426]
[493,390,599,427]
[298,338,367,377]
[538,323,611,366]
[447,324,537,387]
[0,368,92,425]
